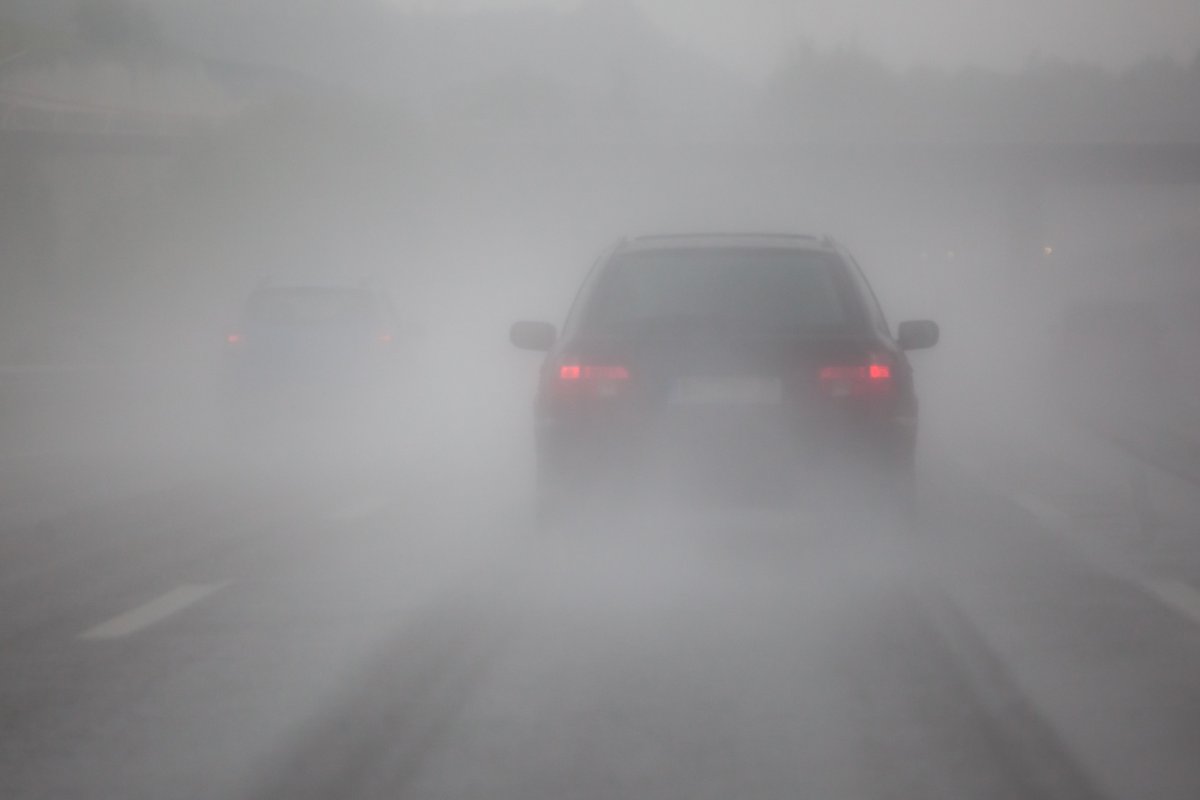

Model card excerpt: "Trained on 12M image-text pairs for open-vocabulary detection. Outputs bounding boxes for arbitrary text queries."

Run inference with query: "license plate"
[670,375,783,405]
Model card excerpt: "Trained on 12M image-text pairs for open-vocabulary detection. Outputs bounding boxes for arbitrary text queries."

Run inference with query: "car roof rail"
[631,232,823,243]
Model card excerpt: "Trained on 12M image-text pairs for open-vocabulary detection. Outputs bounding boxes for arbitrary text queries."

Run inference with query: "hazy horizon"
[386,0,1200,77]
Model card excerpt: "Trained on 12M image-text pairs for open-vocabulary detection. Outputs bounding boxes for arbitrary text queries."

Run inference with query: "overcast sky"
[394,0,1200,77]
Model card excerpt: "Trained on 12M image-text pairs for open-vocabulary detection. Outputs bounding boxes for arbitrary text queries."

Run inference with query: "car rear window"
[247,288,374,326]
[585,249,855,335]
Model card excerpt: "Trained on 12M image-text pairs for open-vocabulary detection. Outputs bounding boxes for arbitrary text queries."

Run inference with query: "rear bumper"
[536,407,914,502]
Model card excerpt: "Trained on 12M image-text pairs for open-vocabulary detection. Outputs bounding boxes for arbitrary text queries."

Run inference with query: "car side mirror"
[897,320,939,351]
[510,320,557,352]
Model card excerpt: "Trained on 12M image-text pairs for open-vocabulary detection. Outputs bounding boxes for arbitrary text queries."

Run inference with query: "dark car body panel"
[524,236,926,507]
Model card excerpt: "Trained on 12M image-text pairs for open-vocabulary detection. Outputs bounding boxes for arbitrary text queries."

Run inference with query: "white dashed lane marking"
[81,583,227,641]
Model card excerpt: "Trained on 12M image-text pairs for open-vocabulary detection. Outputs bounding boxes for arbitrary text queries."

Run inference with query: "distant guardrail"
[3,90,1200,185]
[0,87,228,136]
[0,88,232,155]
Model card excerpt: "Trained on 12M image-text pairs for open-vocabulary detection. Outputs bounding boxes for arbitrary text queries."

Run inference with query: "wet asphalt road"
[1,433,1200,800]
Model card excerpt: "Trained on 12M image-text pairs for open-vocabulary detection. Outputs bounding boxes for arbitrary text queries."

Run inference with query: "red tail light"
[226,333,243,346]
[819,358,893,397]
[554,361,631,400]
[559,364,630,381]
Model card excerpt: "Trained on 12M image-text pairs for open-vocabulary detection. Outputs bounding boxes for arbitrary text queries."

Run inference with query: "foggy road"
[3,425,1200,800]
[3,1,1199,798]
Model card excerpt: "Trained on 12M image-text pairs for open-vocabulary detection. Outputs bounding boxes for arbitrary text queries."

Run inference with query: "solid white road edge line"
[1143,579,1200,629]
[81,583,227,641]
[1011,491,1072,530]
[1006,486,1200,631]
